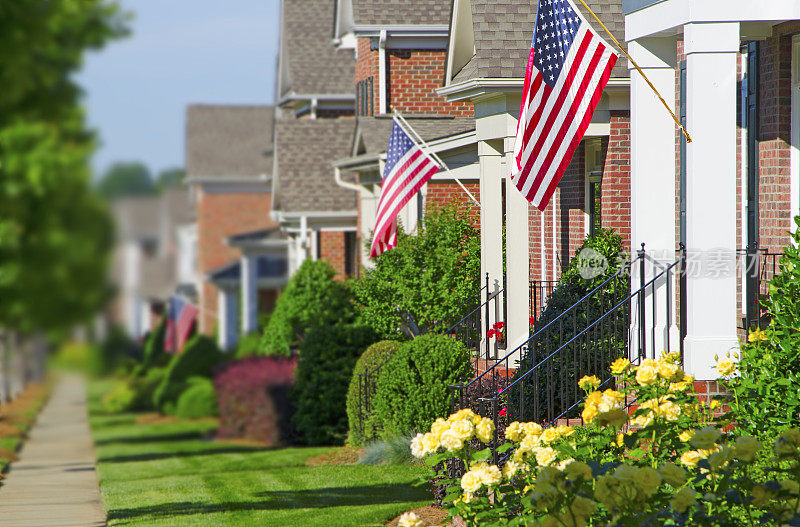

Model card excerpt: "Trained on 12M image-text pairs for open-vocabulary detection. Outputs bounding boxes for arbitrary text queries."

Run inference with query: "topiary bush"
[215,356,298,444]
[101,381,137,413]
[292,323,377,445]
[140,318,167,370]
[175,377,218,419]
[346,340,402,445]
[152,335,222,413]
[233,331,264,359]
[373,334,472,437]
[260,259,355,356]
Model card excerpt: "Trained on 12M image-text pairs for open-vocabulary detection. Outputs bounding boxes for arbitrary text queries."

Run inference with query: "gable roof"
[185,105,274,180]
[280,0,354,97]
[273,119,357,214]
[351,0,452,25]
[451,0,627,82]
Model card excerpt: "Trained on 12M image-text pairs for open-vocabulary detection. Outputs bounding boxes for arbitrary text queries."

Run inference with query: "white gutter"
[379,29,387,114]
[334,167,363,193]
[437,77,630,101]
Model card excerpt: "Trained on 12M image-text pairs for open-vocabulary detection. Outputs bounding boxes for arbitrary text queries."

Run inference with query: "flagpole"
[573,0,692,143]
[392,109,481,207]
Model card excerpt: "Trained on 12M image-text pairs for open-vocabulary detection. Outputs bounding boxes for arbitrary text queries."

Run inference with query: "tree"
[96,161,155,199]
[156,167,185,191]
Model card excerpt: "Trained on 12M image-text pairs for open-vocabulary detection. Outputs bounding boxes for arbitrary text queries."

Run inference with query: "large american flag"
[369,119,440,258]
[164,295,199,353]
[512,0,618,210]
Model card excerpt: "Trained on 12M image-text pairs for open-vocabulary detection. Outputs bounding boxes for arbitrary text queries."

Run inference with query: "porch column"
[629,38,679,357]
[504,137,531,355]
[478,140,504,360]
[683,22,740,379]
[241,254,258,334]
[217,285,239,351]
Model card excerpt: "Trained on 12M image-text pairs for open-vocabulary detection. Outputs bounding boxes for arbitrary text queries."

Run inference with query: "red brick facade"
[197,187,276,333]
[320,230,347,279]
[602,112,632,249]
[426,181,481,227]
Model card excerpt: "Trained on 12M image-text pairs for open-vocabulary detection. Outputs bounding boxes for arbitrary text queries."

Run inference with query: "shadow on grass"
[94,431,210,446]
[107,483,428,521]
[98,445,276,464]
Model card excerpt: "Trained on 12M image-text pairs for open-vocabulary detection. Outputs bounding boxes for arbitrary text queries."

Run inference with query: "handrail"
[442,286,504,335]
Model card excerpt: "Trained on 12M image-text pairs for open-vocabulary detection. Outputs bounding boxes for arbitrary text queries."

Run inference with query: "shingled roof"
[351,0,452,26]
[355,115,475,155]
[281,0,354,96]
[452,0,627,82]
[185,105,274,179]
[274,119,357,214]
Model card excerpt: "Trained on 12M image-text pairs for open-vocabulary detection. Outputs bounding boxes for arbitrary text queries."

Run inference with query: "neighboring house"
[270,0,359,279]
[185,104,289,350]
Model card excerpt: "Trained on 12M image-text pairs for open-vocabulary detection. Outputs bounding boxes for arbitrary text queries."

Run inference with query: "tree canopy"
[96,161,155,199]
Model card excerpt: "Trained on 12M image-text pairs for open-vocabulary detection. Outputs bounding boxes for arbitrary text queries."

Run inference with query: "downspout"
[311,97,318,120]
[379,29,387,114]
[334,167,363,193]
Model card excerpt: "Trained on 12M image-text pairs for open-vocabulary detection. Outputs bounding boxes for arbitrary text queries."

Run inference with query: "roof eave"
[437,77,630,101]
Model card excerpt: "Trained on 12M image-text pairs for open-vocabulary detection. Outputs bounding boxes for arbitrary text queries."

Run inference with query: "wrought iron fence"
[737,247,782,330]
[530,279,558,325]
[354,358,389,443]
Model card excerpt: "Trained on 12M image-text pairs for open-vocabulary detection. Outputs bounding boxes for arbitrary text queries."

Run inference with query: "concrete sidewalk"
[0,375,106,526]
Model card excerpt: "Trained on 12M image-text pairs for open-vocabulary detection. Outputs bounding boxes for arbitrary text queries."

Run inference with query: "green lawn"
[88,380,430,526]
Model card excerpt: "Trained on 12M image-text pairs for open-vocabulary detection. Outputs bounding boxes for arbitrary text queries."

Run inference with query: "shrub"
[215,356,298,444]
[141,318,167,369]
[152,334,222,413]
[352,206,480,338]
[292,324,377,445]
[260,259,355,356]
[234,331,263,359]
[101,381,136,413]
[175,377,218,419]
[346,340,402,445]
[373,334,472,437]
[129,366,167,411]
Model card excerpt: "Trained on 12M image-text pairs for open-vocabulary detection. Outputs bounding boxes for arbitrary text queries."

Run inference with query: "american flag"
[369,118,440,258]
[164,295,198,353]
[512,0,618,210]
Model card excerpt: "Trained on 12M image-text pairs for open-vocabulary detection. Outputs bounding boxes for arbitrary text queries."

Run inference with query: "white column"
[217,286,239,351]
[478,140,504,359]
[241,254,258,334]
[504,136,531,357]
[629,38,680,357]
[683,22,741,380]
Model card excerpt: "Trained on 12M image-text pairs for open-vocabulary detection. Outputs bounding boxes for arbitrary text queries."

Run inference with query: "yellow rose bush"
[414,353,800,526]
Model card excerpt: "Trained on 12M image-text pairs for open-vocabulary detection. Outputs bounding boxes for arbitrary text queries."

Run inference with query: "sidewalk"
[0,375,106,526]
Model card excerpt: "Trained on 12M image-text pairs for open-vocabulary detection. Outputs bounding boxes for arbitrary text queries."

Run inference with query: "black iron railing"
[354,358,389,443]
[530,279,558,325]
[737,247,782,330]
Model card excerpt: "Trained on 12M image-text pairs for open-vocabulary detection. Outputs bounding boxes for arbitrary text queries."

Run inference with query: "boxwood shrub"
[152,334,222,413]
[175,377,218,419]
[373,334,472,437]
[345,340,402,445]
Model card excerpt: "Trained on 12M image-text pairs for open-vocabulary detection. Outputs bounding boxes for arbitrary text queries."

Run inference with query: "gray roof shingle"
[185,105,274,179]
[282,0,354,96]
[356,115,475,154]
[351,0,452,25]
[274,119,357,213]
[459,0,627,82]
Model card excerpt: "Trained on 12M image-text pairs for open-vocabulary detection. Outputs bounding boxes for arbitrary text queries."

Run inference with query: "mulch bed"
[305,446,363,466]
[386,506,451,526]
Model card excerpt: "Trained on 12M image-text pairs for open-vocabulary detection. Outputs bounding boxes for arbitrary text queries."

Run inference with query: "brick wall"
[356,38,380,115]
[320,230,347,279]
[426,181,481,228]
[602,111,632,250]
[197,187,276,333]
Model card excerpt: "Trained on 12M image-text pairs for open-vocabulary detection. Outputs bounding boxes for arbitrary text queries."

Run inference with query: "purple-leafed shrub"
[213,356,298,445]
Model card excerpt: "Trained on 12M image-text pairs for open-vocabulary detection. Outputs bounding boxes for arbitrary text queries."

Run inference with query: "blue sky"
[76,0,281,179]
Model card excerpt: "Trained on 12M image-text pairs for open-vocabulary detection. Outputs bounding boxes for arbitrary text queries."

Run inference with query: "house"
[185,104,289,350]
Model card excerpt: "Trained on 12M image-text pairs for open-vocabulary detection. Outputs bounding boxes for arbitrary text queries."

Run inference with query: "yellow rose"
[662,351,681,363]
[689,426,721,449]
[660,401,682,422]
[523,422,544,439]
[748,329,768,342]
[578,375,601,392]
[520,434,541,452]
[658,463,687,487]
[504,421,525,442]
[421,432,439,454]
[475,417,495,443]
[564,460,593,481]
[449,408,478,424]
[398,511,424,527]
[440,429,464,452]
[636,364,659,386]
[716,358,736,377]
[581,403,599,423]
[540,427,559,444]
[634,467,662,496]
[477,464,502,486]
[460,470,482,493]
[670,487,697,512]
[632,413,654,428]
[680,450,703,468]
[450,419,474,441]
[586,391,604,406]
[610,357,630,375]
[502,460,522,479]
[657,360,680,380]
[733,436,761,462]
[679,429,695,442]
[600,389,625,411]
[430,418,449,439]
[536,446,558,467]
[556,425,575,438]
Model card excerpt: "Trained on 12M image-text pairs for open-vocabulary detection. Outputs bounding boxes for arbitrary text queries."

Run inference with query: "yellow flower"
[610,357,630,375]
[540,427,559,444]
[502,460,522,479]
[679,429,695,442]
[450,419,474,441]
[448,408,478,424]
[578,375,601,392]
[658,463,687,487]
[564,460,593,481]
[536,446,558,467]
[410,433,425,458]
[555,425,576,438]
[657,360,680,380]
[460,470,482,493]
[398,511,424,527]
[439,429,464,452]
[581,403,598,423]
[475,417,495,443]
[430,418,449,439]
[634,467,662,497]
[689,426,721,449]
[670,487,697,512]
[586,391,604,406]
[600,389,625,412]
[636,364,659,386]
[680,450,703,468]
[660,401,682,422]
[662,351,681,363]
[504,421,525,442]
[520,434,541,453]
[461,491,474,503]
[748,329,768,342]
[421,432,439,455]
[716,358,736,377]
[733,436,761,462]
[751,485,776,507]
[616,433,625,447]
[476,464,502,486]
[523,422,544,439]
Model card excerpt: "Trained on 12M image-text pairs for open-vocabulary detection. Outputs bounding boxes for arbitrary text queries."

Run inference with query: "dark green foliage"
[373,334,472,436]
[261,259,355,356]
[352,206,480,338]
[152,335,222,413]
[510,228,629,420]
[96,161,155,199]
[175,377,218,419]
[155,167,185,192]
[141,319,167,369]
[346,340,402,445]
[234,331,264,359]
[292,324,378,445]
[101,381,136,414]
[95,325,138,376]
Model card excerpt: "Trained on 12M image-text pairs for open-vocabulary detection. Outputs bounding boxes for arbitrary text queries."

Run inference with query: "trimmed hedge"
[152,335,222,414]
[346,340,402,446]
[175,377,218,419]
[215,356,298,444]
[292,324,377,445]
[373,334,472,437]
[142,318,167,368]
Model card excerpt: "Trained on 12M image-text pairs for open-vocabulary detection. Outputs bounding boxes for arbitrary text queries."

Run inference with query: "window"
[584,138,603,236]
[344,231,358,277]
[357,77,374,116]
[792,35,800,233]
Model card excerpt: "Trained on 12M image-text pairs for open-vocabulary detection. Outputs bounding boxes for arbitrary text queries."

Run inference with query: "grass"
[88,380,431,526]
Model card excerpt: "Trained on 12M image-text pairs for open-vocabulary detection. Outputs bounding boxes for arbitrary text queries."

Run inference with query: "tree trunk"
[1,329,10,403]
